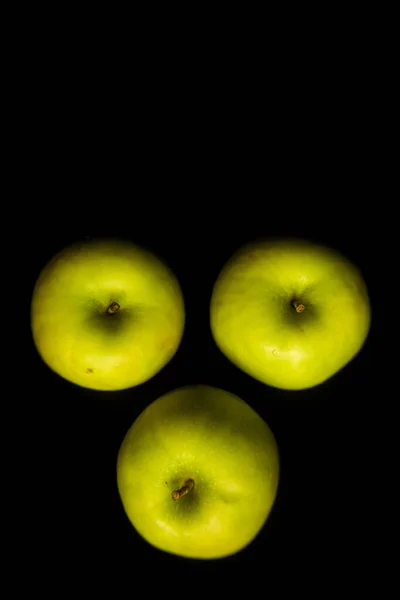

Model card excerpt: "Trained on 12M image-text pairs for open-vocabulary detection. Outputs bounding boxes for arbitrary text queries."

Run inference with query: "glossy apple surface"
[31,238,185,390]
[117,385,280,559]
[210,237,371,390]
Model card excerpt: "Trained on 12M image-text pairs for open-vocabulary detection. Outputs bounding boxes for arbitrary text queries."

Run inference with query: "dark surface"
[26,210,379,585]
[8,6,391,590]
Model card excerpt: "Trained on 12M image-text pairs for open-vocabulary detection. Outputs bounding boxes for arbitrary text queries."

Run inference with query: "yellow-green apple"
[210,237,371,391]
[116,384,279,559]
[31,238,185,391]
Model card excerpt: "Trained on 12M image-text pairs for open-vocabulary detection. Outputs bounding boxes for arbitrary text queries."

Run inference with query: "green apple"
[210,237,371,391]
[116,384,279,559]
[31,238,185,391]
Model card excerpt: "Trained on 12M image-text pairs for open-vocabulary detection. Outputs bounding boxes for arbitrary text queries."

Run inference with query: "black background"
[26,202,379,585]
[17,19,389,587]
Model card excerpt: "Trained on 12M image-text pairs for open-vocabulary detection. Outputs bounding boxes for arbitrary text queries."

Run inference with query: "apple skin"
[31,238,185,391]
[116,385,280,560]
[210,238,371,391]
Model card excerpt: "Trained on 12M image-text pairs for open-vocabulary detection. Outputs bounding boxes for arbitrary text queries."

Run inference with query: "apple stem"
[292,300,305,313]
[107,302,120,315]
[171,479,195,501]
